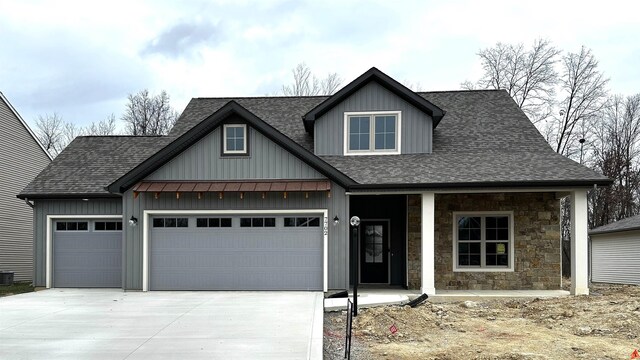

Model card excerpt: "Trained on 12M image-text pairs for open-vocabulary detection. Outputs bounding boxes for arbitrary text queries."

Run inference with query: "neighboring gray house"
[589,215,640,285]
[0,92,52,282]
[19,68,610,295]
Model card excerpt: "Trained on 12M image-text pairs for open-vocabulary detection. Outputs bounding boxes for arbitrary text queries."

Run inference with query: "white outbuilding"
[590,215,640,286]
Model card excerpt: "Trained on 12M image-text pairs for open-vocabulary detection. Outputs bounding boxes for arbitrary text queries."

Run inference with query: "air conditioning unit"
[0,272,14,286]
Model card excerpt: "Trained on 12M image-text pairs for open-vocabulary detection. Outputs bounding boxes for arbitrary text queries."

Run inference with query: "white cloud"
[0,0,638,128]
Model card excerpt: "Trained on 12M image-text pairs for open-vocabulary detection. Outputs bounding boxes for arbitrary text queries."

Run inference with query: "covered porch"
[347,190,590,296]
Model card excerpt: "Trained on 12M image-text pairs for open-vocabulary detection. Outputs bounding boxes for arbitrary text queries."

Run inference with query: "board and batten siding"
[0,96,51,282]
[147,126,323,180]
[314,81,433,155]
[122,184,349,290]
[32,199,122,286]
[591,231,640,285]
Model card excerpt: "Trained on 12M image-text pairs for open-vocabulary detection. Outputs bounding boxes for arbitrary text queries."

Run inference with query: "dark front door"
[360,221,389,283]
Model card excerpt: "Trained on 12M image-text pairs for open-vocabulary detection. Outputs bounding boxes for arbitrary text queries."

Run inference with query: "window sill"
[344,151,400,156]
[221,153,250,158]
[453,267,514,273]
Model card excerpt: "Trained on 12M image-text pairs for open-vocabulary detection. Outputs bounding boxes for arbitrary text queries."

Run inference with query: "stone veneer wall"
[436,193,561,290]
[407,195,422,289]
[407,192,561,290]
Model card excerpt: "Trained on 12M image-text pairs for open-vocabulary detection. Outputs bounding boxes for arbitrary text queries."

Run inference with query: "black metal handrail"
[344,299,353,359]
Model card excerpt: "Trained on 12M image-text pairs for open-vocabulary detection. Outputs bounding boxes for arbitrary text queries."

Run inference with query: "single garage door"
[150,214,323,290]
[53,219,122,288]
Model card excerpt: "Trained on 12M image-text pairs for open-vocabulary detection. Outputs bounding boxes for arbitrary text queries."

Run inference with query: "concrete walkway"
[0,289,323,360]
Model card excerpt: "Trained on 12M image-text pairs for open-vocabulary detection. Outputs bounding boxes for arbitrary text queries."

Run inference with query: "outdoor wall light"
[333,215,340,226]
[129,216,138,227]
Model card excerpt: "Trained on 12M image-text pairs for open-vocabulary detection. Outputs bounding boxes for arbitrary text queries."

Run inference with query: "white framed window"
[452,212,514,272]
[223,124,247,155]
[343,111,401,155]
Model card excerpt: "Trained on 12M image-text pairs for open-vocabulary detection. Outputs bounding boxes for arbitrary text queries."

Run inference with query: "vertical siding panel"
[122,182,347,290]
[315,81,433,155]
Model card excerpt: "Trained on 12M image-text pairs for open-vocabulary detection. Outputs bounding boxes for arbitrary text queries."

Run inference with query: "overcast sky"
[1,0,639,130]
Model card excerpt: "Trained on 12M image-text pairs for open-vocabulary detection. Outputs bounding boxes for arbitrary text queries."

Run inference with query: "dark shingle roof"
[170,96,327,152]
[590,214,640,235]
[323,90,609,186]
[21,88,609,198]
[19,136,171,198]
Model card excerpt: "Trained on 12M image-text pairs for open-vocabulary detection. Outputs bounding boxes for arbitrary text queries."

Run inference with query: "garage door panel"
[150,215,323,290]
[53,222,122,288]
[592,235,640,285]
[151,268,322,291]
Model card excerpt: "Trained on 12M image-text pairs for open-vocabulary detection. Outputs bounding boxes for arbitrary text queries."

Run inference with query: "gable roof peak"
[302,67,445,133]
[107,99,355,194]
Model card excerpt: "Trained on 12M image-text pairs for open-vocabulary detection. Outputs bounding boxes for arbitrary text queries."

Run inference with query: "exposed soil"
[324,283,640,359]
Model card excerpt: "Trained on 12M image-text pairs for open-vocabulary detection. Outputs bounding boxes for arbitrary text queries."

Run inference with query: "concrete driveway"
[0,289,323,359]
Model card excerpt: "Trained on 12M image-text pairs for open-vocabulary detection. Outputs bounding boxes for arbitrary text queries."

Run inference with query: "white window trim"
[452,211,515,272]
[223,124,247,154]
[343,111,401,155]
[142,209,329,292]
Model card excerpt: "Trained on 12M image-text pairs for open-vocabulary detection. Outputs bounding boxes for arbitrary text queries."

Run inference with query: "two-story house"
[18,68,609,295]
[1,92,52,282]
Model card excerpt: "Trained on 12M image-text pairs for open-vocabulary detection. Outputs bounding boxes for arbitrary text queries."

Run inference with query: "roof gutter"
[346,179,613,192]
[16,193,121,200]
[589,227,640,236]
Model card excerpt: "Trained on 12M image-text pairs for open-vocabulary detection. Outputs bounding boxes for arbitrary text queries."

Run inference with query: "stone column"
[570,190,589,295]
[421,192,436,295]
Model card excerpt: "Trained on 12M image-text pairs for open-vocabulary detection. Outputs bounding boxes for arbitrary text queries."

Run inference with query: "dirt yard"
[324,283,640,359]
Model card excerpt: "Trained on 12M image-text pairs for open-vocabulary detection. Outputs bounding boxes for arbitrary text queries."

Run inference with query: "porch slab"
[324,289,570,310]
[324,293,411,311]
[429,289,570,302]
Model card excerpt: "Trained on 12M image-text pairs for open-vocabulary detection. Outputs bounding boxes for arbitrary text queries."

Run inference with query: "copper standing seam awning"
[131,180,331,198]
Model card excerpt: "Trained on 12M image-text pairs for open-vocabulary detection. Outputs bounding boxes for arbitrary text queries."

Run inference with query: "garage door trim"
[45,214,122,289]
[142,209,329,292]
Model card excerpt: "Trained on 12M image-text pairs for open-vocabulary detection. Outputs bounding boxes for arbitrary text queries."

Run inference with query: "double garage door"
[149,214,324,291]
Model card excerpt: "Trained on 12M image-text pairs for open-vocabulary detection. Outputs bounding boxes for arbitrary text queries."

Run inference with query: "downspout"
[24,197,34,208]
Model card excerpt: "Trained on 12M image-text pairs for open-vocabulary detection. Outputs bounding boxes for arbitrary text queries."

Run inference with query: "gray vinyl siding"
[123,184,349,290]
[32,199,122,286]
[591,231,640,285]
[0,97,51,282]
[314,81,433,155]
[147,126,323,180]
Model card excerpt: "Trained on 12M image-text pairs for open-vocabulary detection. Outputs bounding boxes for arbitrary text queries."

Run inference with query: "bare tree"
[122,89,179,136]
[281,63,342,96]
[550,46,609,156]
[402,80,424,92]
[589,94,640,227]
[462,39,560,123]
[34,113,65,157]
[320,72,343,95]
[86,114,117,135]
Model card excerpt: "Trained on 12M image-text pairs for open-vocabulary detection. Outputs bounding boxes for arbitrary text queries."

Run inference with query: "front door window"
[360,221,389,283]
[364,225,384,263]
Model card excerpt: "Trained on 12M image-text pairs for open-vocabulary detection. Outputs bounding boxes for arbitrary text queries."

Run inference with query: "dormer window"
[223,124,248,155]
[344,111,401,155]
